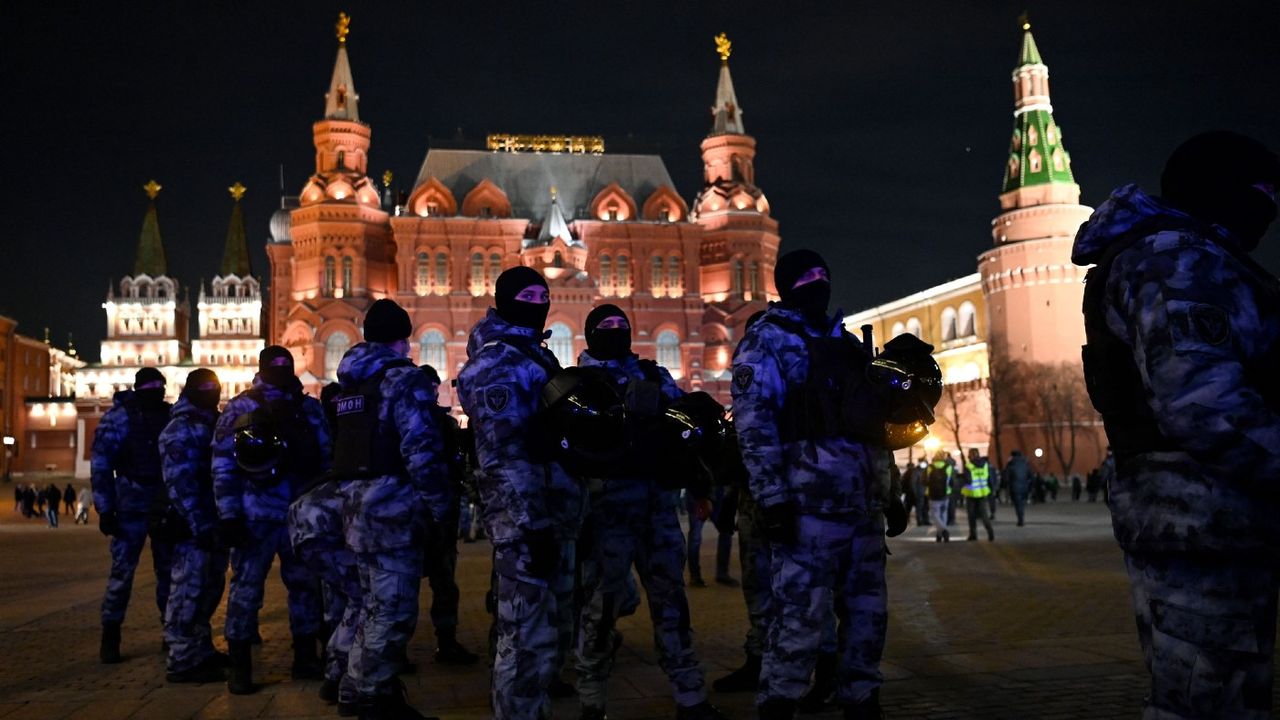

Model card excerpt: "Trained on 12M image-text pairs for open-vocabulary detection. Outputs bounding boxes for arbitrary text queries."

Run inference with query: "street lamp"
[1034,447,1044,458]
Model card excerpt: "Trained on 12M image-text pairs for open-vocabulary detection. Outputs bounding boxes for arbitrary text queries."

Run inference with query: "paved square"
[0,498,1275,719]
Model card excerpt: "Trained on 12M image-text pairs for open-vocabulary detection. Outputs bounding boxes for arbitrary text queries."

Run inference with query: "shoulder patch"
[1189,304,1231,346]
[484,386,511,413]
[733,365,755,391]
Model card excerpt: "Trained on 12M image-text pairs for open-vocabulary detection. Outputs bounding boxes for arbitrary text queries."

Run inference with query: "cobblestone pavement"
[0,498,1276,719]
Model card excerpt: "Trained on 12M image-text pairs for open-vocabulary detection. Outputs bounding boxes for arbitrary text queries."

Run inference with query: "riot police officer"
[159,368,228,682]
[732,249,888,720]
[331,298,453,720]
[1074,131,1280,719]
[573,304,725,720]
[457,266,582,720]
[91,366,175,664]
[212,346,329,694]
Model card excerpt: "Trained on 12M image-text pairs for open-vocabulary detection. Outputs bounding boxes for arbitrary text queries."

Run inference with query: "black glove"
[218,517,251,549]
[98,510,120,537]
[884,496,909,538]
[523,527,561,580]
[758,502,797,546]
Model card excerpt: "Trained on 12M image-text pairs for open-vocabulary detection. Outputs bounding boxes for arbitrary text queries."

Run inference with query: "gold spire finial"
[143,179,162,200]
[336,12,351,44]
[714,32,732,62]
[1018,11,1030,31]
[228,182,246,201]
[382,170,393,187]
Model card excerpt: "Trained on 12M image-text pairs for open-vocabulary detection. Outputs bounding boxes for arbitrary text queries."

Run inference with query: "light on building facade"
[1034,447,1044,458]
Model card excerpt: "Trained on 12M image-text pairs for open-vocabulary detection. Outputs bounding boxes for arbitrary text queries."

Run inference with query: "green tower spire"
[133,180,169,277]
[220,182,252,276]
[1001,22,1075,194]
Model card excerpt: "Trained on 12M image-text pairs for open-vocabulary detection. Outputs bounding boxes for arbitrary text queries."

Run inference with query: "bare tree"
[935,380,965,453]
[1027,362,1097,477]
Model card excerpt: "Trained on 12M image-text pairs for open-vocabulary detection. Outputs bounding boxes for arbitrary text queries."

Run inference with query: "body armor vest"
[119,399,172,485]
[332,359,414,480]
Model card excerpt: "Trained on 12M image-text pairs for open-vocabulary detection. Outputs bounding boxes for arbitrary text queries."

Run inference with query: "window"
[659,208,670,222]
[656,330,681,376]
[607,206,618,221]
[599,255,612,291]
[547,322,574,368]
[553,252,563,269]
[1053,148,1065,171]
[668,256,681,295]
[470,253,484,295]
[906,317,923,338]
[419,330,447,377]
[651,256,664,294]
[940,307,958,342]
[731,259,744,295]
[416,252,429,295]
[1029,149,1042,173]
[323,257,336,297]
[1027,125,1038,146]
[616,255,630,292]
[488,254,502,292]
[435,253,448,289]
[342,256,353,293]
[748,260,759,297]
[324,333,350,381]
[1008,155,1019,180]
[480,206,492,219]
[958,301,978,338]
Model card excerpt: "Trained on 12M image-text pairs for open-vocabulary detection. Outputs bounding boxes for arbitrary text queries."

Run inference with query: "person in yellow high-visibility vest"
[963,448,995,542]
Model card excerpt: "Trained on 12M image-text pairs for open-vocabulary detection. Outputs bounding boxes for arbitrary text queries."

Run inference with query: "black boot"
[842,688,884,720]
[166,655,226,684]
[677,701,729,720]
[433,629,479,665]
[100,622,122,664]
[357,679,437,720]
[798,652,837,713]
[547,675,577,698]
[392,645,417,674]
[712,653,762,692]
[226,640,257,695]
[579,706,608,720]
[291,633,325,680]
[320,678,340,704]
[758,698,798,720]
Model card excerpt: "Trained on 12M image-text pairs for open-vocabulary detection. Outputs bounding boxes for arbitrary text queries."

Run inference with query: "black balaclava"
[182,368,221,412]
[259,345,297,389]
[585,304,632,361]
[1161,131,1280,251]
[774,249,832,322]
[495,266,550,332]
[133,367,166,408]
[364,298,412,344]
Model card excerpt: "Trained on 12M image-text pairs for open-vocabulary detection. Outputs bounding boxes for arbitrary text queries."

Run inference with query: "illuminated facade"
[1,317,84,478]
[268,24,779,404]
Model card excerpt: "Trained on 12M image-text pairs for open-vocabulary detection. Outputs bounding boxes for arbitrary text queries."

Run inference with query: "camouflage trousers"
[577,488,706,710]
[491,539,576,720]
[295,536,362,692]
[420,516,461,636]
[759,513,886,706]
[163,540,228,672]
[224,521,323,641]
[101,513,174,624]
[1124,552,1279,720]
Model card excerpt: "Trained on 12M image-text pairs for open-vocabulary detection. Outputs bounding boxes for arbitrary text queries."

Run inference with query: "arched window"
[651,256,664,294]
[553,252,564,269]
[599,255,612,291]
[435,253,448,290]
[731,258,744,295]
[668,256,681,295]
[470,253,484,295]
[342,256,353,293]
[323,257,336,297]
[547,322,574,368]
[416,252,429,295]
[419,330,447,377]
[616,255,630,292]
[958,301,978,338]
[325,332,350,381]
[748,260,759,297]
[891,321,906,338]
[940,307,958,342]
[1029,149,1042,173]
[488,253,502,293]
[656,330,681,376]
[906,317,923,338]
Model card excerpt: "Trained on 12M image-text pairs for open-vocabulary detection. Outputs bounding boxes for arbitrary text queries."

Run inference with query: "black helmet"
[232,422,287,475]
[540,367,627,476]
[873,335,943,425]
[658,392,728,456]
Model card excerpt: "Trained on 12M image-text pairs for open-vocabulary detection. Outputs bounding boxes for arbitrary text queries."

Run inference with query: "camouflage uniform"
[731,304,887,708]
[456,309,583,720]
[159,396,228,673]
[289,478,362,703]
[91,390,175,625]
[333,342,451,700]
[212,378,328,644]
[573,351,708,711]
[1074,184,1280,720]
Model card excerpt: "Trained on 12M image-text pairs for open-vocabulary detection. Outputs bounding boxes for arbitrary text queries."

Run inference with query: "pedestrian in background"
[1004,450,1031,527]
[45,483,62,528]
[1070,474,1082,501]
[76,486,92,524]
[64,483,75,515]
[13,484,21,513]
[926,452,951,543]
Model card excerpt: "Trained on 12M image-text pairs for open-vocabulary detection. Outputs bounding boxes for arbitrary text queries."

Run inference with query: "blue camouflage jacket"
[1073,184,1280,552]
[730,305,878,515]
[159,397,219,536]
[212,377,331,524]
[335,342,452,524]
[457,309,582,544]
[90,390,172,516]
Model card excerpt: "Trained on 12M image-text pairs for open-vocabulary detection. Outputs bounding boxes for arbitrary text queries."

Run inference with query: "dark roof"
[414,149,677,220]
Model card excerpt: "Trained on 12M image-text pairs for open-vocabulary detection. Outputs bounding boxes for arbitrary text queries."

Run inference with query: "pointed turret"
[710,33,745,135]
[1002,19,1076,196]
[134,180,168,277]
[220,182,252,276]
[538,188,574,245]
[324,13,359,121]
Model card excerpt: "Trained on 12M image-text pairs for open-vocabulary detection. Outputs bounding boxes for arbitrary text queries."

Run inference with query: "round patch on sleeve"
[733,365,755,391]
[1189,304,1231,346]
[484,386,511,413]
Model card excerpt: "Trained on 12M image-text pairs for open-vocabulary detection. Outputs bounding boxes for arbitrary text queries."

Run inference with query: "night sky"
[3,1,1278,362]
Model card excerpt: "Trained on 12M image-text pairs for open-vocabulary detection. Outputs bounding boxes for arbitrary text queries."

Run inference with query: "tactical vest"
[1083,235,1280,458]
[763,315,885,444]
[239,387,323,482]
[925,462,951,500]
[119,399,172,485]
[332,359,414,480]
[963,461,991,498]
